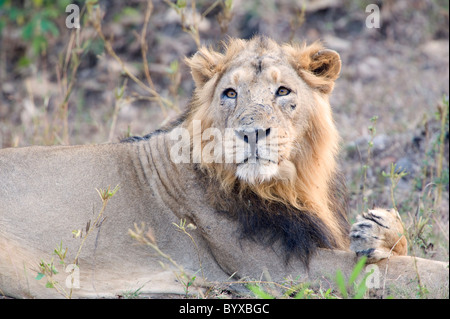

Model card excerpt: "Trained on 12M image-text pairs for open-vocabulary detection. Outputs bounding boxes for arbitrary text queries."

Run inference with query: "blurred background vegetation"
[0,0,448,271]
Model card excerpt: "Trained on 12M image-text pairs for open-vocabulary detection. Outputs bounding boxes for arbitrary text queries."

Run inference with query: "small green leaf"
[354,273,370,299]
[323,288,333,298]
[348,256,367,286]
[187,276,196,287]
[122,6,140,17]
[0,19,5,35]
[293,286,309,299]
[40,19,59,37]
[115,85,125,99]
[32,0,43,8]
[72,229,82,238]
[31,35,48,55]
[225,0,233,10]
[17,56,31,68]
[247,284,274,299]
[167,60,179,74]
[335,270,348,299]
[45,281,55,289]
[176,0,186,9]
[35,273,45,281]
[21,21,35,40]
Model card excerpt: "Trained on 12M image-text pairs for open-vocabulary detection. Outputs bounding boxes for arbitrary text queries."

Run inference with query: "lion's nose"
[235,128,271,144]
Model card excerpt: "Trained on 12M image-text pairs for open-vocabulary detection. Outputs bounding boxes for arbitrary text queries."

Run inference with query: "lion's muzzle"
[233,126,281,184]
[234,127,276,164]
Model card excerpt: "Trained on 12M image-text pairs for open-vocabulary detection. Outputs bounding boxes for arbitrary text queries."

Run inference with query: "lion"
[0,36,448,298]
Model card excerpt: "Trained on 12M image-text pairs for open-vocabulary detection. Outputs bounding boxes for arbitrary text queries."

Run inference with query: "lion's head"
[182,36,348,260]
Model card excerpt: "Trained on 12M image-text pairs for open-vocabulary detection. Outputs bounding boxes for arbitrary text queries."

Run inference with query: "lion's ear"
[309,49,341,81]
[185,47,224,88]
[285,42,341,94]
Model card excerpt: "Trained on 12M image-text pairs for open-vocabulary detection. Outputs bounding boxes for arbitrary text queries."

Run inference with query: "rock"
[357,56,384,81]
[420,40,450,62]
[372,134,390,154]
[304,0,342,12]
[323,35,351,52]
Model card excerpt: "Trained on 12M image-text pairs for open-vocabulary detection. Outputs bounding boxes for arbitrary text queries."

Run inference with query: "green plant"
[164,0,233,47]
[173,219,204,279]
[417,95,449,207]
[0,0,70,57]
[246,279,339,299]
[128,221,203,297]
[90,0,176,115]
[382,163,408,211]
[128,218,208,297]
[7,1,103,146]
[335,256,369,299]
[122,285,144,299]
[361,115,378,212]
[403,95,449,265]
[107,79,129,142]
[179,271,201,297]
[35,184,119,299]
[247,284,275,299]
[434,95,449,208]
[288,2,306,42]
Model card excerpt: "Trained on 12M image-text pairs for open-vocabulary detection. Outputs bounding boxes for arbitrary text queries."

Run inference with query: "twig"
[128,222,193,292]
[289,3,306,43]
[173,219,204,279]
[435,96,448,208]
[68,185,119,298]
[108,79,128,143]
[139,0,168,114]
[89,4,174,112]
[361,116,378,212]
[140,0,155,89]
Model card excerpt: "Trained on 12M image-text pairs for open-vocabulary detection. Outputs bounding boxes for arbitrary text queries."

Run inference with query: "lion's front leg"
[350,208,407,263]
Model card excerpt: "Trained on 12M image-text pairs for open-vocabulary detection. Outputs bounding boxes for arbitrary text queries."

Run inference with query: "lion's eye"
[223,88,237,99]
[276,87,291,96]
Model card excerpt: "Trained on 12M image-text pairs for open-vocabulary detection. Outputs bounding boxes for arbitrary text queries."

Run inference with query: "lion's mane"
[125,36,350,265]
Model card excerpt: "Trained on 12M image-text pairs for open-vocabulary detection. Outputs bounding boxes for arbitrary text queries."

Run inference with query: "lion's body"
[0,138,231,297]
[0,37,448,298]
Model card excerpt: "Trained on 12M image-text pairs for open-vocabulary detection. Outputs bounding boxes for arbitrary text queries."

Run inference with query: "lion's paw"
[350,208,407,263]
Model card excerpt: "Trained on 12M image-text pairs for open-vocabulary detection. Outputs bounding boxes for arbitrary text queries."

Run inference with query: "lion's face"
[210,50,314,184]
[186,37,341,188]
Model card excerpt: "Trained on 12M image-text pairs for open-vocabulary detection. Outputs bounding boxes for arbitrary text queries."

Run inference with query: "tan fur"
[350,208,408,262]
[185,37,346,248]
[0,37,448,298]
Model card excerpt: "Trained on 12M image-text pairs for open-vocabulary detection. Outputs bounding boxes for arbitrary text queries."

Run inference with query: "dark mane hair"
[120,109,190,143]
[200,166,350,266]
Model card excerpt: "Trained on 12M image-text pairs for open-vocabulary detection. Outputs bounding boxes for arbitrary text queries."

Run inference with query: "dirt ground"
[0,0,448,274]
